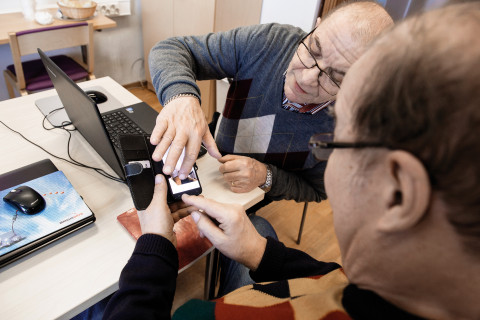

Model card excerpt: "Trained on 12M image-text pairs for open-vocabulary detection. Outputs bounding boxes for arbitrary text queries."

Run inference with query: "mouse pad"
[0,160,95,269]
[34,85,123,127]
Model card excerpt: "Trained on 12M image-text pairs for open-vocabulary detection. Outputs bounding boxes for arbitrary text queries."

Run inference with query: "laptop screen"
[38,48,125,180]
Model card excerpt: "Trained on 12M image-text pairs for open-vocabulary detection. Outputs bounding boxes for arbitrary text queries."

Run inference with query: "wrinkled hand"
[150,96,221,180]
[219,155,267,193]
[137,175,176,247]
[182,194,267,271]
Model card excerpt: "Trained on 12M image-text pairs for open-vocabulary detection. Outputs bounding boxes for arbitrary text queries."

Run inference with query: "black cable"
[42,107,74,130]
[0,108,125,184]
[43,109,125,183]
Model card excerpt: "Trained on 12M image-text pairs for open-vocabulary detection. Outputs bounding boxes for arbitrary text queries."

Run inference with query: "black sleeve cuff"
[249,236,286,282]
[135,234,179,270]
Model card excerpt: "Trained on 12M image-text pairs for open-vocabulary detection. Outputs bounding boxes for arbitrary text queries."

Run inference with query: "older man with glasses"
[147,1,393,209]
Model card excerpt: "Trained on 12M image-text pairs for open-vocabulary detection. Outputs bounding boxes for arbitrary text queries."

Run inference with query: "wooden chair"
[3,22,95,98]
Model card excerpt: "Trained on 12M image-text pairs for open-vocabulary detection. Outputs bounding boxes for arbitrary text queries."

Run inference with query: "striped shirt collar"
[281,73,334,114]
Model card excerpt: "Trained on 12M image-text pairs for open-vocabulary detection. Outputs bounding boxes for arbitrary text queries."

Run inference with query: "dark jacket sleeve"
[250,237,341,283]
[103,234,179,320]
[267,160,327,203]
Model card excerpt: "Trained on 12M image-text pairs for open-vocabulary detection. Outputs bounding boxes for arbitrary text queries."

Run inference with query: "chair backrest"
[8,22,94,90]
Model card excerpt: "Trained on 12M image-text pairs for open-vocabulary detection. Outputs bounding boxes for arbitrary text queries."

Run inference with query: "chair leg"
[3,70,17,99]
[296,202,309,245]
[204,248,219,300]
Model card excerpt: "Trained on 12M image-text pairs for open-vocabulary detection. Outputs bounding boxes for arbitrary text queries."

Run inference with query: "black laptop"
[38,48,159,180]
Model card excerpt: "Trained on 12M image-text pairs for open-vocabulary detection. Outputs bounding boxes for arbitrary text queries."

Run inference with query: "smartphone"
[160,146,202,203]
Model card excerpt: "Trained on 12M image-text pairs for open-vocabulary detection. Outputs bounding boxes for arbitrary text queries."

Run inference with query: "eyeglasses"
[308,133,384,161]
[296,28,341,96]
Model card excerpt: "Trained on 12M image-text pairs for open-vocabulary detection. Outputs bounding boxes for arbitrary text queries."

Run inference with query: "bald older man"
[148,2,393,209]
[102,1,480,319]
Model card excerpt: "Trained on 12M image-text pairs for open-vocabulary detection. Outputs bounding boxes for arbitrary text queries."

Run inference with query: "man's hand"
[219,155,267,193]
[150,96,221,180]
[181,194,267,271]
[169,199,200,222]
[137,175,176,247]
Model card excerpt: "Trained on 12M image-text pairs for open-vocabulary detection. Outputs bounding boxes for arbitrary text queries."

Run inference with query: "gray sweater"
[149,23,333,203]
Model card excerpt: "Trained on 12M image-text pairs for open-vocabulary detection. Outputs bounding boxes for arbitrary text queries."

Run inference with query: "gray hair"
[352,2,480,253]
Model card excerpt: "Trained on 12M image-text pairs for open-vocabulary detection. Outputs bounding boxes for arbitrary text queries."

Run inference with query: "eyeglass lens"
[297,39,340,96]
[308,133,334,161]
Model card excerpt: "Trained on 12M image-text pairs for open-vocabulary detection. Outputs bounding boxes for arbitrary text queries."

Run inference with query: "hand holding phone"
[118,134,202,209]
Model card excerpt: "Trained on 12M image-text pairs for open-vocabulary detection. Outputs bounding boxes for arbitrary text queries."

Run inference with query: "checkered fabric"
[215,79,335,171]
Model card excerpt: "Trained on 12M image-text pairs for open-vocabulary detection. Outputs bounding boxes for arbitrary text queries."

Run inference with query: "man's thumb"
[191,211,222,244]
[149,174,168,206]
[203,131,222,159]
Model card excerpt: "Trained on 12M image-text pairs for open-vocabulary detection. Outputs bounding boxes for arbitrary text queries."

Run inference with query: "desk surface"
[0,10,117,45]
[0,77,264,319]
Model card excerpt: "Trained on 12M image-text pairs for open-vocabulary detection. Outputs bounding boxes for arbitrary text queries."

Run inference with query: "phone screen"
[162,147,201,200]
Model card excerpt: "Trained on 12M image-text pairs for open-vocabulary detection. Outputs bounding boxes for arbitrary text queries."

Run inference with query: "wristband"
[259,164,272,193]
[163,93,199,107]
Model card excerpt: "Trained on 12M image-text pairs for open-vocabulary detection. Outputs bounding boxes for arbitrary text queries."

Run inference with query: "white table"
[0,77,264,319]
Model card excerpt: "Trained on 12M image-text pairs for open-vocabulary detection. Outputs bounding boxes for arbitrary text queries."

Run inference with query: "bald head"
[348,2,480,253]
[283,0,392,104]
[324,1,394,48]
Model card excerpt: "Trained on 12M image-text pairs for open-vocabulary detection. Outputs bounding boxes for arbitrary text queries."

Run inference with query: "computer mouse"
[3,186,46,215]
[85,90,108,104]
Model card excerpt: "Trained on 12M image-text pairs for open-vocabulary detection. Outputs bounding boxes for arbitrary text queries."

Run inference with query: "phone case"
[118,134,203,210]
[118,134,166,210]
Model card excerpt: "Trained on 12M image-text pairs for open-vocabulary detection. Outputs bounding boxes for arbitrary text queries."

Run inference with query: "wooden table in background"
[0,10,116,45]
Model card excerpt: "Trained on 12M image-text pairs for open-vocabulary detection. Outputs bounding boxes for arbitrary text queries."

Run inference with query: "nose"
[301,67,321,87]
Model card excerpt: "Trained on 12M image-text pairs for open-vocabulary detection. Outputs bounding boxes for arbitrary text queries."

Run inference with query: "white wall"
[0,0,144,101]
[260,0,321,32]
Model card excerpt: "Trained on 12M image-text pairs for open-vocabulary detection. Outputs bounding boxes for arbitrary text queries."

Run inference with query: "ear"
[315,17,321,28]
[377,151,431,233]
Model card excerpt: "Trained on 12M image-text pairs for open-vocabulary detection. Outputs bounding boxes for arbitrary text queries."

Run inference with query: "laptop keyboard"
[101,111,146,148]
